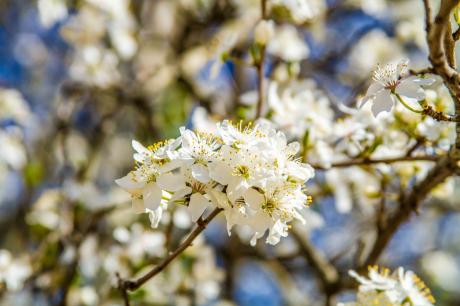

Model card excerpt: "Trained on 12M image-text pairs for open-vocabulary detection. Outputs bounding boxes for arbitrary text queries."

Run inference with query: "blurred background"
[1,0,460,305]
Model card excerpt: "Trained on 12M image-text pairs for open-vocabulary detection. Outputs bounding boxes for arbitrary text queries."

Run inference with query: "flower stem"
[394,93,423,114]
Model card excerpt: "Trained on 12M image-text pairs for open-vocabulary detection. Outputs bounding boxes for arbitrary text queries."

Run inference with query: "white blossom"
[361,59,435,117]
[38,0,68,28]
[271,0,325,23]
[267,25,309,62]
[345,266,435,306]
[254,19,275,45]
[0,250,31,291]
[116,120,315,245]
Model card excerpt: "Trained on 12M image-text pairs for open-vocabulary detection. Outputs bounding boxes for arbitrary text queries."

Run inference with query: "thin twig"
[255,50,266,119]
[360,153,458,269]
[409,67,434,75]
[255,0,268,119]
[422,103,460,122]
[117,208,223,295]
[422,0,432,33]
[117,273,131,306]
[453,27,460,41]
[291,228,339,295]
[311,155,439,170]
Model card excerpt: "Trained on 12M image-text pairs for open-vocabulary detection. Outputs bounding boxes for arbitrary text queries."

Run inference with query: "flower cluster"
[339,266,435,306]
[116,120,314,245]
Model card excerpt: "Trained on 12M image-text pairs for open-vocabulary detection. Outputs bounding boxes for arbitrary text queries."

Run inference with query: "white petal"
[157,173,185,192]
[267,220,287,245]
[371,90,394,116]
[207,189,230,208]
[208,161,233,185]
[247,210,271,232]
[250,232,264,246]
[358,83,384,108]
[132,140,150,162]
[408,76,435,86]
[188,193,211,222]
[286,142,300,155]
[396,79,425,100]
[243,188,264,210]
[159,160,182,173]
[143,183,163,210]
[287,161,315,181]
[132,198,145,214]
[191,163,211,183]
[170,186,193,202]
[115,173,144,192]
[227,178,249,203]
[358,95,373,109]
[366,82,385,96]
[147,208,163,228]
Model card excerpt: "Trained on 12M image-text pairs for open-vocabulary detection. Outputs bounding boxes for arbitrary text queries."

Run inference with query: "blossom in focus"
[342,266,435,306]
[360,59,434,117]
[116,120,315,245]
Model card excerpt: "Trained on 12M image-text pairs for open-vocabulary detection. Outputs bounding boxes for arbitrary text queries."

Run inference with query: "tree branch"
[360,154,458,269]
[311,155,440,170]
[422,102,460,122]
[422,0,432,33]
[453,27,460,41]
[117,208,223,298]
[426,0,460,151]
[291,228,340,297]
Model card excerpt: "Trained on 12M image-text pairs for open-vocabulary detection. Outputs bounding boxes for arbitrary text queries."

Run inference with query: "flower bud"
[254,20,275,46]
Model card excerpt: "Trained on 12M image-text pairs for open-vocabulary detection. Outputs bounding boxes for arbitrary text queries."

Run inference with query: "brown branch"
[453,27,460,41]
[291,228,340,296]
[117,208,223,296]
[409,67,434,76]
[255,0,268,119]
[261,0,267,19]
[255,50,266,119]
[422,103,460,122]
[422,0,432,33]
[116,273,131,306]
[311,155,439,170]
[426,0,460,151]
[444,21,456,68]
[360,153,458,269]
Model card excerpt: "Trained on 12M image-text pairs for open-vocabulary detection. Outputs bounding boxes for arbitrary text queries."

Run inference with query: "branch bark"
[360,154,458,268]
[117,208,223,297]
[291,228,340,299]
[426,0,460,151]
[311,155,439,170]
